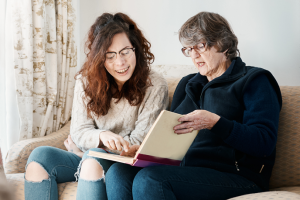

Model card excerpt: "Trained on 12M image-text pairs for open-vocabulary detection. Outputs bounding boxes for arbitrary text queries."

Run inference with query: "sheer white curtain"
[0,0,21,163]
[0,0,6,162]
[0,0,5,160]
[1,0,78,162]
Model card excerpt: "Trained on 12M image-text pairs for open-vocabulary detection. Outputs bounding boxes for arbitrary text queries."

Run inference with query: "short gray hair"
[179,12,240,60]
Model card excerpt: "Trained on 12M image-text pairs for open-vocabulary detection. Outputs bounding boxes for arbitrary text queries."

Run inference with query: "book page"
[88,151,135,165]
[137,110,198,160]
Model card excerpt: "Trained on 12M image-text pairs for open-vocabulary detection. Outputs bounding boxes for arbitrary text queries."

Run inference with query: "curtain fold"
[3,0,77,151]
[0,0,9,161]
[1,0,21,161]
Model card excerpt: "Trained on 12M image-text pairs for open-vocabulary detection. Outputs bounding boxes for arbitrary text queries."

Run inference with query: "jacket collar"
[185,57,248,108]
[216,57,247,81]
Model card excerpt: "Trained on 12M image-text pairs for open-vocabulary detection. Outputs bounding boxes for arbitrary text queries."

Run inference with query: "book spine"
[136,154,181,166]
[133,160,163,167]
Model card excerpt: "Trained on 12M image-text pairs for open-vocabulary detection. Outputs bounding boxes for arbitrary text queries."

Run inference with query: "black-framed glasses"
[105,47,135,63]
[181,43,206,57]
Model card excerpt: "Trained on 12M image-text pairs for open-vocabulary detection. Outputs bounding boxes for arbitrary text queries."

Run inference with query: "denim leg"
[132,166,262,200]
[25,146,81,200]
[76,148,116,200]
[106,162,142,200]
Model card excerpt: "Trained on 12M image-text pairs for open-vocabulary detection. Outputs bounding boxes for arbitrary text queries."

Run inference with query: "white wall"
[79,0,300,86]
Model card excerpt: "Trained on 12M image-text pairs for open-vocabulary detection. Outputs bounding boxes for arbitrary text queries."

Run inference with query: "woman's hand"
[64,135,84,158]
[100,131,130,152]
[120,145,140,158]
[174,110,220,134]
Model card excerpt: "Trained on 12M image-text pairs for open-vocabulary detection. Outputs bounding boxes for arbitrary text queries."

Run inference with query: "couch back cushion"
[166,78,181,109]
[166,78,300,189]
[269,86,300,188]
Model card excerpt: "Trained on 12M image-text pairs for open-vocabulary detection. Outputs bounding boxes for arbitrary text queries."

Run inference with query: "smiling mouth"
[115,66,129,74]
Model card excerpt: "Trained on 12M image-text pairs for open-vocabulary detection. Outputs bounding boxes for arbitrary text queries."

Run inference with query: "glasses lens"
[182,48,190,57]
[106,53,116,63]
[106,48,134,63]
[196,43,205,53]
[120,48,133,59]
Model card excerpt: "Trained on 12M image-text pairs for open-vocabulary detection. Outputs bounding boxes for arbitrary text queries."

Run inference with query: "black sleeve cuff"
[210,117,234,140]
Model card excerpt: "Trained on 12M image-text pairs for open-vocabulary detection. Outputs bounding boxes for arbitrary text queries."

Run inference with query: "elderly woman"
[107,12,282,200]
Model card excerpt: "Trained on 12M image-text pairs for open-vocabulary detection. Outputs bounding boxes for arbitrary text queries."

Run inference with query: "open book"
[88,110,198,167]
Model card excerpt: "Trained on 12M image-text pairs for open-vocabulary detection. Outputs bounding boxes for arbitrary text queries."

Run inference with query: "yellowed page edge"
[88,151,135,165]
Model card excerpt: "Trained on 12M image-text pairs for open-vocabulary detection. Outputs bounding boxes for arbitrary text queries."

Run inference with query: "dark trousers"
[106,164,262,200]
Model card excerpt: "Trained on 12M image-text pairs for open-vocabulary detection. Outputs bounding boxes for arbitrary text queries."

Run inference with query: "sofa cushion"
[5,122,70,174]
[269,86,300,189]
[166,78,180,109]
[229,191,300,200]
[6,173,77,200]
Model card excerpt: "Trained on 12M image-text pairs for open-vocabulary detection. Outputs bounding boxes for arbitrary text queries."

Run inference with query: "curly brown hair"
[76,13,154,118]
[179,12,240,61]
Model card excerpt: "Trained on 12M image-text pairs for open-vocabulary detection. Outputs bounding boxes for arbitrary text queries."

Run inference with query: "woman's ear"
[223,49,229,54]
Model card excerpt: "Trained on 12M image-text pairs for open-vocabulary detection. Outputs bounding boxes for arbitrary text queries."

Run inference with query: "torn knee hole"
[79,159,105,181]
[25,161,49,182]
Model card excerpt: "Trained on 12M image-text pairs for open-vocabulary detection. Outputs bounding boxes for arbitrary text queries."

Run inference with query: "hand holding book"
[174,109,220,134]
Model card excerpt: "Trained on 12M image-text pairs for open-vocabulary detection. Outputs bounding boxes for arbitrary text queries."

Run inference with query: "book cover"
[88,110,198,167]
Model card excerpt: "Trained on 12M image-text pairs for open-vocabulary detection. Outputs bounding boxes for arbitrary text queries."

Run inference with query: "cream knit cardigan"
[70,71,169,152]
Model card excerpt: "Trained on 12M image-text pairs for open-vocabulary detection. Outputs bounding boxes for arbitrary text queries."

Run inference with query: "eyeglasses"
[105,47,135,63]
[181,43,206,57]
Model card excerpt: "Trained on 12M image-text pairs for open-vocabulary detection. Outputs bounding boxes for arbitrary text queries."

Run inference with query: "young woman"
[24,13,168,200]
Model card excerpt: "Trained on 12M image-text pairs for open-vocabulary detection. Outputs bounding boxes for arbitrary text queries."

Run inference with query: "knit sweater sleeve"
[122,78,169,146]
[211,74,281,157]
[70,79,107,152]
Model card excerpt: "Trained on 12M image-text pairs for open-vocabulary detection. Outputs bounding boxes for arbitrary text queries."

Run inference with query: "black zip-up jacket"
[171,57,282,190]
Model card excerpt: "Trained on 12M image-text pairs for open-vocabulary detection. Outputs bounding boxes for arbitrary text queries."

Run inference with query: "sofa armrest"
[4,121,71,174]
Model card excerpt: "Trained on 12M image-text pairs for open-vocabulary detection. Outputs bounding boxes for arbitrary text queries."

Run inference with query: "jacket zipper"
[259,165,264,173]
[198,74,245,172]
[235,161,240,171]
[189,73,246,171]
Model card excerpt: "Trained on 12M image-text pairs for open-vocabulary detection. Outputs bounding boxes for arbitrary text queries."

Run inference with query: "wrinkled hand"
[100,131,130,152]
[64,135,82,155]
[174,110,220,134]
[120,145,140,158]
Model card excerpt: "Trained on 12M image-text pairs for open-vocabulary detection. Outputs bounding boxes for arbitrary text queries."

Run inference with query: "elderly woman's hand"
[173,110,220,134]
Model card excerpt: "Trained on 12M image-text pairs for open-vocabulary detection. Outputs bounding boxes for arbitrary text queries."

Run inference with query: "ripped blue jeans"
[24,146,115,200]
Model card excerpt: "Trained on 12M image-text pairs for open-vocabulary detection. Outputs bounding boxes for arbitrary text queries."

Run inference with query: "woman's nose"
[190,49,200,59]
[114,55,126,66]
